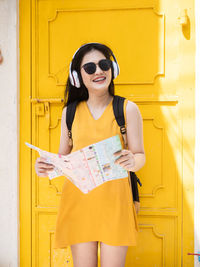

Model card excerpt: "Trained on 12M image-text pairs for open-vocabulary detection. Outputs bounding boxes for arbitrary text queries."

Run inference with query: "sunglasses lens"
[83,63,96,74]
[82,59,112,74]
[99,59,112,71]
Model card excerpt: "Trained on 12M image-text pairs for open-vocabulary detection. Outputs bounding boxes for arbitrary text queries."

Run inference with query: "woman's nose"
[95,64,103,74]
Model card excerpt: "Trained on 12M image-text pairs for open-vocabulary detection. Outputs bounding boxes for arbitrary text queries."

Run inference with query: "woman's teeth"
[93,77,106,82]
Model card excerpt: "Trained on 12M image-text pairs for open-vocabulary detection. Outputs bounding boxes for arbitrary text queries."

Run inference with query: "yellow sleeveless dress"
[53,98,139,248]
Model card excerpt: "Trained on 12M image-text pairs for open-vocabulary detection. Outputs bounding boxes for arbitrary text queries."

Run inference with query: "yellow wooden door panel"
[37,213,73,267]
[37,4,164,92]
[35,212,102,267]
[126,217,179,266]
[20,0,195,266]
[138,103,181,209]
[32,103,65,207]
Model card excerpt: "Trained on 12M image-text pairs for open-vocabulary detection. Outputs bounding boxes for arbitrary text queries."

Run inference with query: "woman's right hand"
[35,157,55,177]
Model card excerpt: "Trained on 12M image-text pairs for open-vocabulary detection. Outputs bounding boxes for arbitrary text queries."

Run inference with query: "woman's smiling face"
[80,49,112,93]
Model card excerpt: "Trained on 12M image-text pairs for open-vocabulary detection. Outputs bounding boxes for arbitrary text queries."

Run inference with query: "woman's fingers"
[115,153,132,164]
[36,171,49,177]
[36,157,54,167]
[114,150,135,171]
[35,157,55,177]
[114,150,129,157]
[115,155,129,164]
[37,163,54,170]
[117,162,132,171]
[37,157,54,167]
[36,168,53,177]
[119,161,132,167]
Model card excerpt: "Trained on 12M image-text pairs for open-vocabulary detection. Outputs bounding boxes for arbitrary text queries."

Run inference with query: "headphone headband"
[69,42,119,88]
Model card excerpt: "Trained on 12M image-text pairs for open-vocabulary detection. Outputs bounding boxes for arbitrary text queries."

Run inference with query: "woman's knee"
[70,241,98,267]
[100,242,128,267]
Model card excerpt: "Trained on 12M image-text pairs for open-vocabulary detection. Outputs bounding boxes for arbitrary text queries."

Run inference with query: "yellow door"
[20,0,195,266]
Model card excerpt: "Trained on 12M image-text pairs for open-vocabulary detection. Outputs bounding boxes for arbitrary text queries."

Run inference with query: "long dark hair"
[64,43,115,106]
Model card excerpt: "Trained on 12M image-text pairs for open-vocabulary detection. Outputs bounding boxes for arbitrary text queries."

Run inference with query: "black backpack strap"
[112,95,127,146]
[113,95,142,203]
[113,95,125,126]
[66,100,78,146]
[130,172,142,202]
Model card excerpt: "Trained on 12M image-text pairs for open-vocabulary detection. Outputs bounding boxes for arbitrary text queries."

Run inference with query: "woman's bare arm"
[114,100,145,172]
[58,106,73,155]
[126,100,145,171]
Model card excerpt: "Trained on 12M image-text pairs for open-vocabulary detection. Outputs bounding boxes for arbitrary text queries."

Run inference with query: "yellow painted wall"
[20,0,195,266]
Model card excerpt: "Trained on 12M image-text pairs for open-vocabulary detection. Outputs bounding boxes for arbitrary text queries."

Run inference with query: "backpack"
[66,95,142,202]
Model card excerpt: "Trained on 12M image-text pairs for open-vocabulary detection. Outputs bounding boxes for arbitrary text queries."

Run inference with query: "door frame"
[19,0,32,265]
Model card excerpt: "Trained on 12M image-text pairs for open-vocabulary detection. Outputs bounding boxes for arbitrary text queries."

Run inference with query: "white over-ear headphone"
[69,43,120,88]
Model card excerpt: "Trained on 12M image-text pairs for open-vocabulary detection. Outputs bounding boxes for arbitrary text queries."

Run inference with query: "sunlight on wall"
[194,0,200,266]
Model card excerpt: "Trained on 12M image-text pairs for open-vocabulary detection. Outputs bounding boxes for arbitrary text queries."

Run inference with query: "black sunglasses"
[81,59,112,74]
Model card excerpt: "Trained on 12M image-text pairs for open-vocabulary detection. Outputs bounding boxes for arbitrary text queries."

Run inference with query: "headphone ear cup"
[69,69,74,86]
[112,61,119,79]
[70,70,81,88]
[69,62,75,87]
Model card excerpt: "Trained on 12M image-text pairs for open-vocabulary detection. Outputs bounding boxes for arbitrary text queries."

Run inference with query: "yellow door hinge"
[35,103,45,116]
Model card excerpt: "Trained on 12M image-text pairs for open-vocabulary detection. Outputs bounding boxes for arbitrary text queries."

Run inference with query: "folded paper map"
[25,135,128,194]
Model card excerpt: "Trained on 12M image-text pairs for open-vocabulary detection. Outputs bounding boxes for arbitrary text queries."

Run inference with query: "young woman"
[35,43,145,267]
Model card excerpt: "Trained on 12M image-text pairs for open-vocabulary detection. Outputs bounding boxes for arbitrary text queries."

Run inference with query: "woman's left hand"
[114,149,135,171]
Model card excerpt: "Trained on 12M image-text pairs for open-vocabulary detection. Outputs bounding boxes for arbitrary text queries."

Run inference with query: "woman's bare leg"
[70,241,98,267]
[100,242,128,267]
